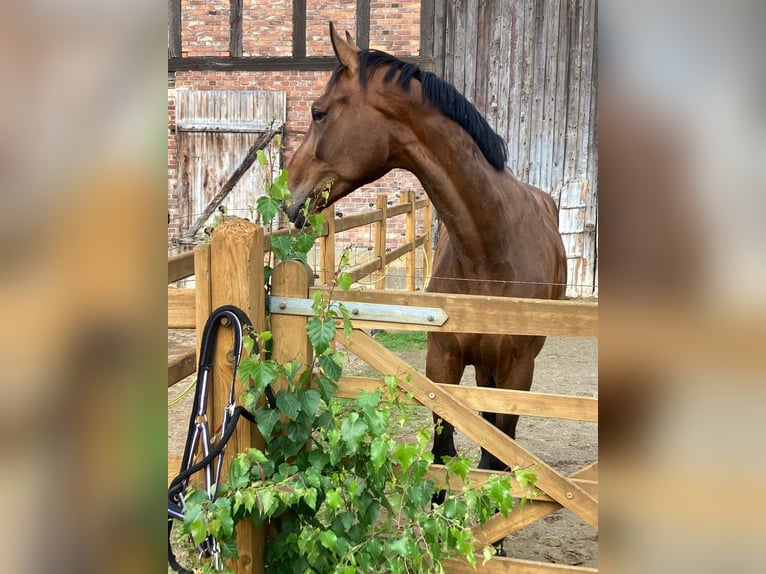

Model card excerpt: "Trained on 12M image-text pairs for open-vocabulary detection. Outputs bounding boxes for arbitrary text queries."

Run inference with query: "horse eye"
[311,107,328,122]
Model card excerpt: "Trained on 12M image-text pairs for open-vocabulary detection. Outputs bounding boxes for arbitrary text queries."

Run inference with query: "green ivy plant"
[177,164,538,573]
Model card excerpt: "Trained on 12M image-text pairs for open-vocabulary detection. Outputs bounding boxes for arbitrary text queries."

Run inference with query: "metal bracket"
[268,296,448,326]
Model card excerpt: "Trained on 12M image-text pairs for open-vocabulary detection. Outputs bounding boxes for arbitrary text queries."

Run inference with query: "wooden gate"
[175,89,286,245]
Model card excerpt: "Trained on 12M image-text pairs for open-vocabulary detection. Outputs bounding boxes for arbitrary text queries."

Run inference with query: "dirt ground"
[168,332,597,569]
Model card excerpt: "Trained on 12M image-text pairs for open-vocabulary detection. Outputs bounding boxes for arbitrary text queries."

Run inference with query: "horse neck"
[393,108,518,261]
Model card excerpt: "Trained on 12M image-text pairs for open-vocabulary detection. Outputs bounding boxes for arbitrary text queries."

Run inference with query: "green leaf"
[356,390,382,409]
[258,489,279,517]
[255,407,281,439]
[256,149,268,166]
[325,489,342,511]
[228,453,250,489]
[336,271,352,292]
[276,390,301,420]
[370,435,392,469]
[444,456,473,482]
[318,353,342,382]
[298,389,322,417]
[340,414,368,454]
[393,443,419,472]
[318,529,337,550]
[294,232,317,254]
[256,195,281,224]
[307,317,336,354]
[270,235,293,260]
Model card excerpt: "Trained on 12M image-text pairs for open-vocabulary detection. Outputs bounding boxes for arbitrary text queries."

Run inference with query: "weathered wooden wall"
[421,0,598,297]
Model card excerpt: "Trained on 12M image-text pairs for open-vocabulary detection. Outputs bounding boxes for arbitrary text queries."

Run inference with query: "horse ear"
[344,30,360,50]
[329,21,359,73]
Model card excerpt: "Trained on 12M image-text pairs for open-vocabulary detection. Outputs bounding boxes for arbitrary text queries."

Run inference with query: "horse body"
[286,24,566,472]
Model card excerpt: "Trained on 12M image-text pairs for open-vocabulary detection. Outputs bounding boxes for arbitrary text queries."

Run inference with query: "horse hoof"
[431,490,446,506]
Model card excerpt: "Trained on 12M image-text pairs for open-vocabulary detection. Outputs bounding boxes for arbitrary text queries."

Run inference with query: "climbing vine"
[177,161,538,573]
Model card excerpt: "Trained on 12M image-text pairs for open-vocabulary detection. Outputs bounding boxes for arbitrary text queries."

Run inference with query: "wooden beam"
[168,55,431,72]
[168,251,195,283]
[168,288,196,328]
[335,375,596,422]
[230,0,243,57]
[293,0,306,58]
[443,555,598,573]
[356,0,370,49]
[315,288,598,337]
[336,330,598,529]
[168,0,181,59]
[168,347,196,387]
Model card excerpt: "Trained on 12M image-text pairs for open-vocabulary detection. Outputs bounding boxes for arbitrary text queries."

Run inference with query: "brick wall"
[169,1,424,250]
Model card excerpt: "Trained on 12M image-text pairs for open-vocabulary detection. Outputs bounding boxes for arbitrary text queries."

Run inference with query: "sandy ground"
[168,331,597,569]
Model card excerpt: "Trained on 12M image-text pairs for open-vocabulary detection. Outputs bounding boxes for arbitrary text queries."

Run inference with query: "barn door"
[176,90,286,243]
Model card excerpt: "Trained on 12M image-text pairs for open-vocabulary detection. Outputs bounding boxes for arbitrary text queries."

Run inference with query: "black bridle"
[168,305,275,573]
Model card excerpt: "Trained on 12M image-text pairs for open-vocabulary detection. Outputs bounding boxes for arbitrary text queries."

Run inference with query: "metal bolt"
[566,492,574,499]
[352,308,360,315]
[220,317,231,326]
[279,302,287,310]
[427,315,435,322]
[428,392,435,399]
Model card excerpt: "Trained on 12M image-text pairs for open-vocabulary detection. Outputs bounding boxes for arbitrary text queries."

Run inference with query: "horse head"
[285,23,396,227]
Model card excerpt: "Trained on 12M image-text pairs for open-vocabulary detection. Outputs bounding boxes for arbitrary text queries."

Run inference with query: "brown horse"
[286,24,566,474]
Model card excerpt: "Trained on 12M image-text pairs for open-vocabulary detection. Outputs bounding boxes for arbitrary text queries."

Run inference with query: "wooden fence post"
[270,260,314,389]
[374,194,388,287]
[320,206,336,286]
[423,198,434,290]
[208,218,266,574]
[402,190,416,291]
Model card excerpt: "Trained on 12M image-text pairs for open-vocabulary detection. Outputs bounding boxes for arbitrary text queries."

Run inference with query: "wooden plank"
[540,0,561,195]
[452,0,466,94]
[168,288,196,328]
[355,0,370,50]
[229,0,243,57]
[419,0,436,64]
[168,347,196,387]
[432,0,447,76]
[469,465,598,547]
[463,0,479,105]
[384,233,427,266]
[385,202,412,218]
[335,375,596,421]
[316,288,598,337]
[336,330,598,529]
[208,219,266,574]
[292,0,307,58]
[529,0,548,188]
[169,453,182,487]
[550,0,570,208]
[168,251,195,283]
[443,555,598,573]
[506,0,524,174]
[425,464,596,503]
[168,0,181,59]
[333,209,382,233]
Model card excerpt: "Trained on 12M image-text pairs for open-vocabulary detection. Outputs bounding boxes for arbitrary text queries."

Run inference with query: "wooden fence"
[168,191,432,387]
[168,216,598,573]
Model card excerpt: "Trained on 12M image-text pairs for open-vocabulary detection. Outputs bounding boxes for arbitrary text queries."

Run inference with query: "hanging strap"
[168,305,275,573]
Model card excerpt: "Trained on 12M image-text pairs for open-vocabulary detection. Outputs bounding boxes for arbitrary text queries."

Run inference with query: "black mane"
[350,49,508,171]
